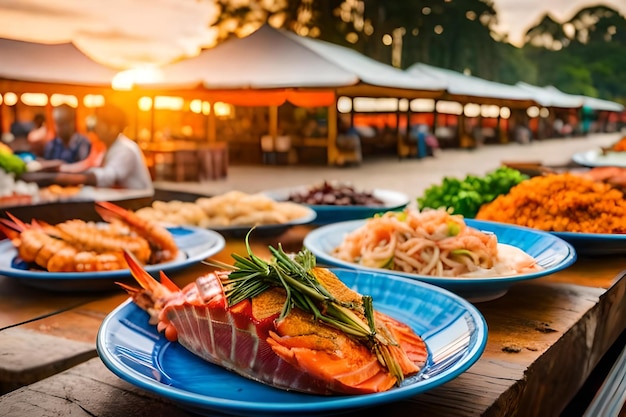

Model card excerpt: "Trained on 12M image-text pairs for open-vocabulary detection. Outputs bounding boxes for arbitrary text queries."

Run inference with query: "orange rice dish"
[475,173,626,234]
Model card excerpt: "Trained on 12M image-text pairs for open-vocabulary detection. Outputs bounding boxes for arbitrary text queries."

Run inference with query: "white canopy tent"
[0,38,126,139]
[580,96,624,113]
[404,63,539,147]
[281,29,447,98]
[406,63,535,107]
[145,25,448,163]
[516,82,623,113]
[516,82,584,109]
[148,24,447,100]
[0,38,119,90]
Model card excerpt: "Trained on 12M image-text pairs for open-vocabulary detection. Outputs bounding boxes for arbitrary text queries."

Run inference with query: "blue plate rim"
[551,230,626,241]
[304,218,577,286]
[96,269,488,415]
[0,226,225,280]
[549,229,626,255]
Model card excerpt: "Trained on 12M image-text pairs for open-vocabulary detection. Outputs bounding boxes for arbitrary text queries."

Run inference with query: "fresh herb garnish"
[204,230,405,383]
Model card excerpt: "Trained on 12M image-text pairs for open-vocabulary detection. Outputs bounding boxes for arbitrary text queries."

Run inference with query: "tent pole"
[269,105,278,147]
[207,102,216,142]
[327,100,337,166]
[395,103,405,158]
[150,95,155,142]
[131,91,140,141]
[349,98,354,127]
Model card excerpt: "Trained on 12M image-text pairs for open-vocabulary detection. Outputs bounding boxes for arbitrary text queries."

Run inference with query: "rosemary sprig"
[203,230,405,383]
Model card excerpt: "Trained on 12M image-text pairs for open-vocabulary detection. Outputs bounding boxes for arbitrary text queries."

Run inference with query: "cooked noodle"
[332,209,541,278]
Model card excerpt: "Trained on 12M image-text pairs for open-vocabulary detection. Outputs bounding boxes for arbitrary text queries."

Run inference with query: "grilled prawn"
[0,201,178,272]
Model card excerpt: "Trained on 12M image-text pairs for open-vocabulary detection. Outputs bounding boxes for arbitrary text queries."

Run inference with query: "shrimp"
[0,219,127,272]
[54,220,151,264]
[0,201,179,272]
[95,201,179,263]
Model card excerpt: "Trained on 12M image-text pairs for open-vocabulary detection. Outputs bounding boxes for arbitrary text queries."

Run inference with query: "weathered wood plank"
[0,356,517,417]
[487,279,626,417]
[0,358,191,417]
[19,294,128,344]
[0,328,96,394]
[541,256,626,288]
[3,279,620,417]
[0,276,100,329]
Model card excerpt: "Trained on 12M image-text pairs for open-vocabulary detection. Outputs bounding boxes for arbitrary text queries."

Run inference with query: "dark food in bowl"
[288,181,385,206]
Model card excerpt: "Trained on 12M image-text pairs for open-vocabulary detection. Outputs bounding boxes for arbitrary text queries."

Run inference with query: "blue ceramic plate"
[304,219,577,302]
[572,148,626,168]
[551,231,626,255]
[209,206,317,238]
[262,186,409,224]
[97,269,487,417]
[0,226,225,291]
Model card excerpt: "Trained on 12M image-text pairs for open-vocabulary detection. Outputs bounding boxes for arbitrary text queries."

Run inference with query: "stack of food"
[331,208,542,278]
[475,173,626,234]
[286,181,384,206]
[417,167,529,218]
[0,201,179,272]
[120,244,428,394]
[135,191,312,228]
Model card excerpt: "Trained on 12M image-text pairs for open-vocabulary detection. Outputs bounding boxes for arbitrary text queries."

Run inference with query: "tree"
[323,0,502,74]
[522,5,626,102]
[205,1,625,103]
[494,42,537,85]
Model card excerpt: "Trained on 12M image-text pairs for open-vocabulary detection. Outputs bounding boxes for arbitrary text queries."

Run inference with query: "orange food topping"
[475,173,626,234]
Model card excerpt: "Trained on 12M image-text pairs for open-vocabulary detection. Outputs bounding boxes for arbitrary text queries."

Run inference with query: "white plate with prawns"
[0,201,226,291]
[0,225,225,291]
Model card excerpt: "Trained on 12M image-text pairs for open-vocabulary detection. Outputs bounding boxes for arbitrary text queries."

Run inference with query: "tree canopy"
[209,0,626,104]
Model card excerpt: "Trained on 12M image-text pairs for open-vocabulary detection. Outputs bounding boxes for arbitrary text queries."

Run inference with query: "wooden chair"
[174,150,199,182]
[198,142,228,181]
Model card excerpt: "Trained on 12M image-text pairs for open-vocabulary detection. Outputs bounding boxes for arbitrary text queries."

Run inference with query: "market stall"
[139,24,447,165]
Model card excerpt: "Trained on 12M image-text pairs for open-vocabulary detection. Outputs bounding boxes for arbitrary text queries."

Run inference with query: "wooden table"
[1,226,625,417]
[140,141,228,182]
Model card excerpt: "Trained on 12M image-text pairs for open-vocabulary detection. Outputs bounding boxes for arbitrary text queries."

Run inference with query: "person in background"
[22,103,153,190]
[410,124,437,158]
[58,115,107,173]
[27,113,50,157]
[7,119,32,154]
[335,117,362,166]
[43,104,91,163]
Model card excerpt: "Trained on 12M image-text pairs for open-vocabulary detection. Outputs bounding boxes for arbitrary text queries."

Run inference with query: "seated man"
[44,104,91,163]
[58,117,107,174]
[22,104,153,190]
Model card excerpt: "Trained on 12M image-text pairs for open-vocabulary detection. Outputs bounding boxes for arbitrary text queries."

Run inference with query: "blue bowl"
[304,218,577,302]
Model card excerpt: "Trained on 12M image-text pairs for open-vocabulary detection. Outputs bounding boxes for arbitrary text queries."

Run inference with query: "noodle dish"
[304,209,576,302]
